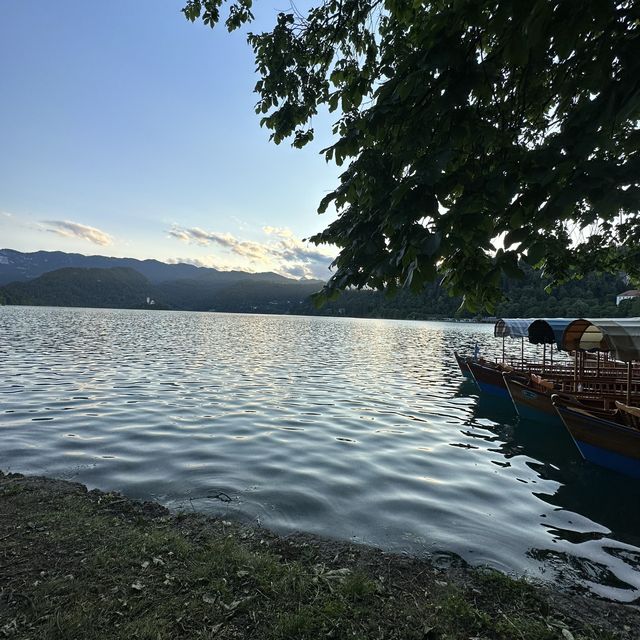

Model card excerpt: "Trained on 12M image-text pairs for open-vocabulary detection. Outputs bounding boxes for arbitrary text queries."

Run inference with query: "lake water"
[1,306,639,602]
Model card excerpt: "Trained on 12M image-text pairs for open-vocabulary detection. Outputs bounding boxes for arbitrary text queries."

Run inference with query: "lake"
[1,306,639,602]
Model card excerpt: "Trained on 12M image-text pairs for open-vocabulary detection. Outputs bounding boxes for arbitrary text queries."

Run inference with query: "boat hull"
[454,351,473,379]
[467,360,511,400]
[554,404,640,478]
[503,375,563,427]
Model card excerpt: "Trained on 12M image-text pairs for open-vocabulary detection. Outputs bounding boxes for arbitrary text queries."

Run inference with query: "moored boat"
[462,318,538,399]
[457,317,640,415]
[467,359,529,400]
[503,372,640,427]
[459,318,583,398]
[552,394,640,478]
[454,351,473,379]
[503,373,563,426]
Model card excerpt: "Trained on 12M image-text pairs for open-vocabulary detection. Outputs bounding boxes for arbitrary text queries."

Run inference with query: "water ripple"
[1,306,639,601]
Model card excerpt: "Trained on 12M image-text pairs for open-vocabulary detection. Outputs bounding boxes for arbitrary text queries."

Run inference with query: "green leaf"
[525,242,547,266]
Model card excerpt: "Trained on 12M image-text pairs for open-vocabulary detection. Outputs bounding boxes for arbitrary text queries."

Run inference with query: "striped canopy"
[494,318,535,339]
[561,318,640,362]
[528,318,575,348]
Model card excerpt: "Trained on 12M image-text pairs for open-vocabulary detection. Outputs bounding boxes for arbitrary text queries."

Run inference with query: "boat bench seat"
[614,401,640,430]
[531,374,555,391]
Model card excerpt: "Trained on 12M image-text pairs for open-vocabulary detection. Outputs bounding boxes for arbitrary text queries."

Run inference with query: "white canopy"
[561,318,640,362]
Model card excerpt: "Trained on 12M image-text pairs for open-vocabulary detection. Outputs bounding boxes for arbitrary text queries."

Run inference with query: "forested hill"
[0,268,164,310]
[0,263,637,319]
[297,268,640,320]
[0,267,323,313]
[0,248,295,287]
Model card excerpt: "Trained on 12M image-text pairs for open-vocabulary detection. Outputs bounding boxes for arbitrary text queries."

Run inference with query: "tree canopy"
[183,0,640,311]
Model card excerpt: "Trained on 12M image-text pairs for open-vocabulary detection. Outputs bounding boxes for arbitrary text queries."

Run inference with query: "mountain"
[0,249,301,287]
[0,267,162,309]
[0,265,323,312]
[197,280,322,314]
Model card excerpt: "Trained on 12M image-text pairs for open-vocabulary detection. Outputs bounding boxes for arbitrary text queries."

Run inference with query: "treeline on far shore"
[298,268,640,321]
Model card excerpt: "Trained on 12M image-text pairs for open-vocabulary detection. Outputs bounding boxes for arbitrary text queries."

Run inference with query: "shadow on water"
[522,434,640,600]
[455,380,640,601]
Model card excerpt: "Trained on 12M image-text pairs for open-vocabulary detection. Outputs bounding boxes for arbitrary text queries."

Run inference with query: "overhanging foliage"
[183,0,640,311]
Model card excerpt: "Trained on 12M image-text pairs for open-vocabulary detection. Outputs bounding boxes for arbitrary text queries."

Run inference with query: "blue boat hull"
[513,400,563,427]
[574,439,640,479]
[503,375,564,427]
[475,380,512,401]
[554,403,640,478]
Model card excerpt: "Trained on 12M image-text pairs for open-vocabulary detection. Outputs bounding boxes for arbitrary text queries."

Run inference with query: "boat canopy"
[561,318,640,362]
[494,318,535,339]
[528,318,575,348]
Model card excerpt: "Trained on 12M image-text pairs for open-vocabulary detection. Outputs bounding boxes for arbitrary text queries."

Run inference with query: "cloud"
[166,227,191,243]
[166,256,237,271]
[167,225,336,279]
[42,220,113,246]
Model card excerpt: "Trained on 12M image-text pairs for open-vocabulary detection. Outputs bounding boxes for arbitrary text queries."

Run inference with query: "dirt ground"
[1,470,638,639]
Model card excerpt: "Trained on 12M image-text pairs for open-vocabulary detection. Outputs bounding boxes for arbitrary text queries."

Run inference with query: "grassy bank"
[1,471,637,639]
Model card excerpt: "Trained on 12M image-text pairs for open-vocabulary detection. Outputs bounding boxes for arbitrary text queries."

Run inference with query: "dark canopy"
[528,319,575,348]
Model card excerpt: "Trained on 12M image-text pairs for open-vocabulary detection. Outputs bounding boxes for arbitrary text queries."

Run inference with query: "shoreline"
[1,470,638,639]
[0,303,485,323]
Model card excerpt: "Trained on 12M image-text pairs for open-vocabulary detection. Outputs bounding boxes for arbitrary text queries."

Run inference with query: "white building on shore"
[616,289,640,306]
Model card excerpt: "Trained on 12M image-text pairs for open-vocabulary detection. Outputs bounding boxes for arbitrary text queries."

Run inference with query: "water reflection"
[457,380,640,601]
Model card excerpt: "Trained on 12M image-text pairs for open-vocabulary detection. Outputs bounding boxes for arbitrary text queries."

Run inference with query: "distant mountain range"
[0,248,299,286]
[0,249,324,312]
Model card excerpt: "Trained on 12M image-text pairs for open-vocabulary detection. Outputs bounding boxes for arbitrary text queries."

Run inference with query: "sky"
[0,1,340,279]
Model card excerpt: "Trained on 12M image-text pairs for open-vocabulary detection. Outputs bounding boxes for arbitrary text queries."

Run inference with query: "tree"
[183,0,640,311]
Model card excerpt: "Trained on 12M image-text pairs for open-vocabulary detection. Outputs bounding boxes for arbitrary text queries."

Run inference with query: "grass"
[0,471,633,640]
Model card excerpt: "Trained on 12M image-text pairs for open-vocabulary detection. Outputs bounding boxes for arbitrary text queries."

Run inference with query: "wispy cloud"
[42,220,113,246]
[167,225,335,279]
[166,255,237,271]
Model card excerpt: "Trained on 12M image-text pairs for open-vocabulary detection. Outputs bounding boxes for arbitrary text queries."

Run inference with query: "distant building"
[616,290,640,306]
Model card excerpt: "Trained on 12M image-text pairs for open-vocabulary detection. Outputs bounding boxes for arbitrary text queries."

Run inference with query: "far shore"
[1,470,637,639]
[0,302,493,324]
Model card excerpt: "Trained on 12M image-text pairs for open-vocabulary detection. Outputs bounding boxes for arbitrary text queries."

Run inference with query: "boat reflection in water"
[455,379,640,601]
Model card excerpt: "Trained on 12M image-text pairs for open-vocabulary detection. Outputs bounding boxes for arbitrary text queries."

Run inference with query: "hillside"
[297,267,640,320]
[155,278,321,312]
[0,267,161,309]
[0,266,323,313]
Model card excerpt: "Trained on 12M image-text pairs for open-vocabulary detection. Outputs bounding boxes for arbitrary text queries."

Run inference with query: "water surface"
[1,306,639,602]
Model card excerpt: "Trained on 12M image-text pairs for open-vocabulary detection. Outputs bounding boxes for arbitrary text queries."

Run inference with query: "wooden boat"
[459,317,640,410]
[467,359,527,400]
[498,318,640,420]
[462,318,574,398]
[503,374,564,426]
[466,357,585,400]
[454,351,473,379]
[503,372,640,427]
[552,394,640,478]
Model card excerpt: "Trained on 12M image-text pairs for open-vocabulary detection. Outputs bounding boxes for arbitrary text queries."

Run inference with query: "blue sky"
[0,1,339,278]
